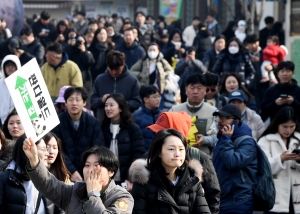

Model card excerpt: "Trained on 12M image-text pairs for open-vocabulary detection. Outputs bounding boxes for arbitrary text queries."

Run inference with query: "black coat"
[161,41,186,66]
[0,169,55,214]
[52,111,104,175]
[193,30,212,61]
[212,52,256,88]
[102,123,145,181]
[31,19,55,47]
[259,27,271,50]
[109,34,123,47]
[129,159,211,214]
[202,48,218,72]
[88,43,113,82]
[261,79,300,121]
[22,39,45,67]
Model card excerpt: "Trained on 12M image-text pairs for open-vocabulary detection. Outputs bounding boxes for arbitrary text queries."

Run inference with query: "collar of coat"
[128,159,203,185]
[74,179,117,202]
[265,132,300,151]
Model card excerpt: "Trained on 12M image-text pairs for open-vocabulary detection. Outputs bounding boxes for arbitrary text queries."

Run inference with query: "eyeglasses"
[149,95,161,100]
[216,116,235,122]
[206,88,216,93]
[38,148,49,154]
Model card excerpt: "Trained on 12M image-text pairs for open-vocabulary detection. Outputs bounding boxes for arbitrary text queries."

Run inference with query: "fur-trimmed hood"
[129,159,203,185]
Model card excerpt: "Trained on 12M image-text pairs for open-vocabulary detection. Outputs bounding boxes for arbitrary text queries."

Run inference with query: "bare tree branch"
[221,0,235,18]
[257,0,266,22]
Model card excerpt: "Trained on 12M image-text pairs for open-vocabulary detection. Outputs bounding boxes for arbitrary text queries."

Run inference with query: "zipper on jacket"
[114,78,116,93]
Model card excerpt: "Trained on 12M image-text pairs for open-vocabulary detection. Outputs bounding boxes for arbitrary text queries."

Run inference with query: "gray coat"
[27,161,134,214]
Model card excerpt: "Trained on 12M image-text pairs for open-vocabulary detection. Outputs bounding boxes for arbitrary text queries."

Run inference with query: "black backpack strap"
[34,193,42,214]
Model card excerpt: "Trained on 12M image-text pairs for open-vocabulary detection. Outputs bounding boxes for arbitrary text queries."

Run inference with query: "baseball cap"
[228,90,245,103]
[147,112,191,138]
[213,104,241,120]
[76,11,86,17]
[55,86,71,103]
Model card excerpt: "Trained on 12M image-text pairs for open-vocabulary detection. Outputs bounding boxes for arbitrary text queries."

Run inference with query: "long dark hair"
[147,129,189,172]
[222,37,248,55]
[259,106,300,140]
[101,93,133,129]
[56,20,69,38]
[43,132,70,182]
[219,73,254,99]
[91,27,114,47]
[2,108,19,140]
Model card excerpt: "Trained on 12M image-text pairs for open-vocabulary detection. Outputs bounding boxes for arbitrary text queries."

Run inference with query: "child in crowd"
[261,35,288,84]
[133,85,162,151]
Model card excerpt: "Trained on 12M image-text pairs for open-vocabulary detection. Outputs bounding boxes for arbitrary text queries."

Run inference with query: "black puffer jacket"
[193,30,212,61]
[102,123,145,181]
[129,159,211,214]
[212,52,256,88]
[52,111,104,175]
[0,169,55,214]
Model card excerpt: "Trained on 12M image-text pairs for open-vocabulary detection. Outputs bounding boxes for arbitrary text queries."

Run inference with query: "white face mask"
[108,33,115,37]
[228,46,239,54]
[148,51,159,59]
[73,18,78,23]
[22,39,31,45]
[171,41,182,47]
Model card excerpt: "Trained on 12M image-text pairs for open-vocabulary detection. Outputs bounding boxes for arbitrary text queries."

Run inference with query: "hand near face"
[221,124,234,137]
[23,138,39,168]
[193,134,204,149]
[102,94,110,103]
[86,165,103,193]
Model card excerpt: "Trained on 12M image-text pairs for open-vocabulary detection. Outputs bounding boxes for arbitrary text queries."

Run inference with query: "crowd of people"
[0,9,299,214]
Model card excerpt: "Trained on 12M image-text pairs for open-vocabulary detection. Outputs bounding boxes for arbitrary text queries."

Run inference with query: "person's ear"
[83,101,86,107]
[108,171,114,178]
[143,97,148,103]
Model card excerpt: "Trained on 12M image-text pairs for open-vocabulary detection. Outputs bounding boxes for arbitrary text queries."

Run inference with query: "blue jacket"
[213,122,257,212]
[115,41,146,69]
[133,105,162,150]
[52,111,104,175]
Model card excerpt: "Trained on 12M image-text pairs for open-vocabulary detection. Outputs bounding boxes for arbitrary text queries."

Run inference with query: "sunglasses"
[206,88,216,93]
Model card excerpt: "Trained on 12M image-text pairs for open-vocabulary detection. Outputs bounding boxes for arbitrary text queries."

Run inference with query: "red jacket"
[262,45,286,65]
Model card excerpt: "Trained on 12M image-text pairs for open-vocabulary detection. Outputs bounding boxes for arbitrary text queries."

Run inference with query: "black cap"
[9,37,20,49]
[76,11,86,17]
[213,104,241,120]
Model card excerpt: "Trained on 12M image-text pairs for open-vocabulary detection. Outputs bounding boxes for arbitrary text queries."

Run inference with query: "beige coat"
[258,132,300,213]
[245,107,265,141]
[130,57,173,94]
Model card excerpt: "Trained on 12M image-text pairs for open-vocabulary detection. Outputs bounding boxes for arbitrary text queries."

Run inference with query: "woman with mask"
[212,37,256,89]
[0,109,25,163]
[88,27,114,82]
[161,29,186,68]
[202,35,226,72]
[130,42,173,95]
[258,107,300,214]
[129,129,210,213]
[0,134,50,213]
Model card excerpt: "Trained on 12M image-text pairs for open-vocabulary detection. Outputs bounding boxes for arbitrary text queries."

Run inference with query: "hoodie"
[0,55,21,123]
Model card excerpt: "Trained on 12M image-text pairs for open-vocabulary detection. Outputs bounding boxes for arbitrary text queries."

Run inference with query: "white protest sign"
[5,58,60,142]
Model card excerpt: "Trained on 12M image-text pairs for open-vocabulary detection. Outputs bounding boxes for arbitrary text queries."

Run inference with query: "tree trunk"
[254,0,266,34]
[248,0,257,34]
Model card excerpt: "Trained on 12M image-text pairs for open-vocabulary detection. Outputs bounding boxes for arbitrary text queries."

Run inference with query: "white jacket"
[0,55,21,123]
[245,107,265,141]
[182,25,197,47]
[258,132,300,213]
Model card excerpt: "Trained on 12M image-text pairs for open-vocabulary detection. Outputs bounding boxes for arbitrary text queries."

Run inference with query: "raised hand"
[23,138,39,168]
[86,165,103,194]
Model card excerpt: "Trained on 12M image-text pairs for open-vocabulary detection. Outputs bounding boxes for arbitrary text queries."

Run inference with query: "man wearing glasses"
[212,104,258,214]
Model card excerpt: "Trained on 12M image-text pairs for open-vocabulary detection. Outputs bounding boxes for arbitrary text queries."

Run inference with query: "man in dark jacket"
[147,111,220,214]
[212,104,257,213]
[20,26,45,67]
[52,87,104,182]
[91,50,142,120]
[31,11,55,47]
[0,36,33,66]
[115,27,146,69]
[259,16,274,50]
[175,47,207,102]
[105,23,123,47]
[261,61,300,121]
[193,23,212,61]
[135,11,157,46]
[134,85,162,151]
[64,35,95,109]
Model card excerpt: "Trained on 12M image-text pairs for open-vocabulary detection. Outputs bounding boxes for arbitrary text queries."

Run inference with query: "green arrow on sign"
[15,76,38,120]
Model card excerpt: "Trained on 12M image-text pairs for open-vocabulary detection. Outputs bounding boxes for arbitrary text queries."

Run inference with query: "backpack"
[233,136,275,211]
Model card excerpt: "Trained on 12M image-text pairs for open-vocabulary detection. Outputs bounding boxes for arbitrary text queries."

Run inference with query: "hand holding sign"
[5,58,60,142]
[23,138,39,168]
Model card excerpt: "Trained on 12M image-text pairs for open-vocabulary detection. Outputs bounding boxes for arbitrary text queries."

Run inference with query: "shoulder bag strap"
[34,193,42,214]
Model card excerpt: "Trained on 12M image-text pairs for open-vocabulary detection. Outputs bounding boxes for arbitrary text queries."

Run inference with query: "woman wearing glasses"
[0,134,50,213]
[258,107,300,214]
